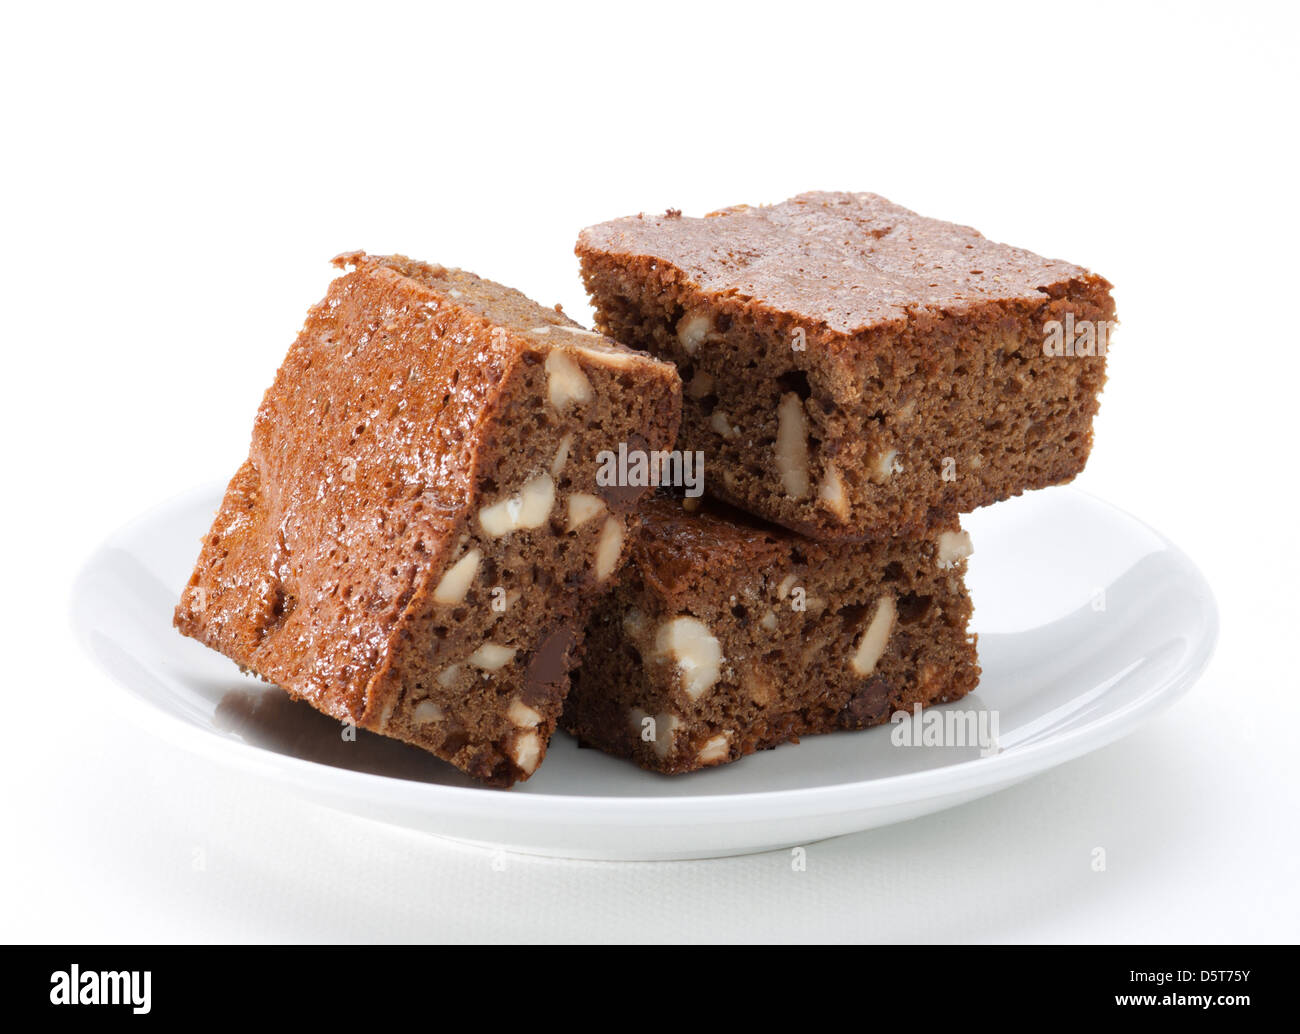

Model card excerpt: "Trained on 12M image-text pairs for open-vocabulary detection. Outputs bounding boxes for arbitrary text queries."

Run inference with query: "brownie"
[577,191,1115,540]
[174,252,682,786]
[561,495,980,774]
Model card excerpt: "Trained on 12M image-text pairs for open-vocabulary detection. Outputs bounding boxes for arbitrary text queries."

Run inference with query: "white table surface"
[4,1,1297,943]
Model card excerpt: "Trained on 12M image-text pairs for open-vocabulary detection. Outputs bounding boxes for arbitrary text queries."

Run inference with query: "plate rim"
[71,483,1220,825]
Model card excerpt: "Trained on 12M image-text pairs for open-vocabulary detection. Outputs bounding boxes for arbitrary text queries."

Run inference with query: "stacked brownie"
[562,192,1113,772]
[563,495,980,773]
[176,193,1112,785]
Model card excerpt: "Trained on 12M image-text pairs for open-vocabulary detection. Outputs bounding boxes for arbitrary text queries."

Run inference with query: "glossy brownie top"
[577,191,1106,335]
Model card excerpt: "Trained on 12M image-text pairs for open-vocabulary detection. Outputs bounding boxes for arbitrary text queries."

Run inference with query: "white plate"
[72,485,1217,860]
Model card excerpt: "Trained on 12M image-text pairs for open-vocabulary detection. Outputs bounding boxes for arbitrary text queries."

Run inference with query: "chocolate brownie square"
[175,252,681,786]
[577,192,1115,540]
[561,495,980,774]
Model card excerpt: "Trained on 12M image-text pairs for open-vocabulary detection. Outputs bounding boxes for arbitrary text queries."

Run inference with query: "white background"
[4,1,1297,942]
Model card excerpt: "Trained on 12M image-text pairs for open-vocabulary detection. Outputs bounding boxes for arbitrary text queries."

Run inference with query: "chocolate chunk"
[597,432,652,510]
[522,624,579,707]
[840,676,894,726]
